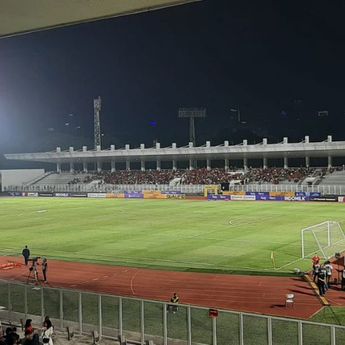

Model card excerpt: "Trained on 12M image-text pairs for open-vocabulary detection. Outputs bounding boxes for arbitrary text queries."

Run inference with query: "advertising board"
[125,192,144,199]
[87,193,107,198]
[54,193,70,197]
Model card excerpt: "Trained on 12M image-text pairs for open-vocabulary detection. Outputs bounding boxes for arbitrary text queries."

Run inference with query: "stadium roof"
[5,139,345,164]
[0,0,200,38]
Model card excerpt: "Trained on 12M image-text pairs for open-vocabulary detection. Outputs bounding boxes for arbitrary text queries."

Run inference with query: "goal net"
[301,221,345,259]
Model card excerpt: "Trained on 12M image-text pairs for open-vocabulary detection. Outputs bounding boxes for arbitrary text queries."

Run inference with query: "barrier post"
[78,292,82,334]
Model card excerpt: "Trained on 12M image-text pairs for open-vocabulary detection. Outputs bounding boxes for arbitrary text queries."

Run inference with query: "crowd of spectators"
[246,167,315,184]
[70,167,317,185]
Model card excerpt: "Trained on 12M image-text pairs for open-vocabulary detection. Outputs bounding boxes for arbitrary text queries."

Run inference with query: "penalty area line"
[275,257,307,271]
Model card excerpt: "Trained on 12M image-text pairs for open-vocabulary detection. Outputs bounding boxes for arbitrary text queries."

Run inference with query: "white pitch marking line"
[130,270,139,295]
[275,257,306,271]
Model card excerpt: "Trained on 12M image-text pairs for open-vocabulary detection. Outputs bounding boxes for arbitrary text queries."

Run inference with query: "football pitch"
[1,197,344,274]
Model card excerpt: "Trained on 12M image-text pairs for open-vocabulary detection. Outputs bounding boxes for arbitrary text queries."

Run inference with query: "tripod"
[26,266,40,285]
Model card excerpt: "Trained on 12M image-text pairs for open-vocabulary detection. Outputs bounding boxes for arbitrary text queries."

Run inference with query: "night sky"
[1,0,345,168]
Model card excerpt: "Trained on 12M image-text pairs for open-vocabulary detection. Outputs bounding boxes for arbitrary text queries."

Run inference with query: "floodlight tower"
[94,96,102,149]
[178,107,206,146]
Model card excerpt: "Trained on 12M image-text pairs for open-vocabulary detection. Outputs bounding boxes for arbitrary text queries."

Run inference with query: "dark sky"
[1,0,345,168]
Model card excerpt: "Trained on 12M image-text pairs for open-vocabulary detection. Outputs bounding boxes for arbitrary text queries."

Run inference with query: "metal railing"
[4,184,206,194]
[5,183,345,195]
[0,280,344,345]
[228,184,345,195]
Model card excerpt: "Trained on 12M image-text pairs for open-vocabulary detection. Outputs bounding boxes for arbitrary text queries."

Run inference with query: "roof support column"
[56,163,61,174]
[243,139,248,172]
[97,161,101,173]
[126,160,130,171]
[328,156,332,169]
[156,143,161,171]
[263,157,268,169]
[172,160,177,171]
[224,159,229,171]
[243,158,248,172]
[206,159,211,171]
[111,160,116,173]
[140,160,145,172]
[327,136,332,170]
[305,156,310,168]
[81,146,88,173]
[69,146,74,173]
[284,157,288,169]
[189,159,194,170]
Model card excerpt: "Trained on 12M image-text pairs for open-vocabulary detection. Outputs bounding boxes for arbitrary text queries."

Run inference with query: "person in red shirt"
[24,319,34,335]
[312,255,320,266]
[312,255,321,282]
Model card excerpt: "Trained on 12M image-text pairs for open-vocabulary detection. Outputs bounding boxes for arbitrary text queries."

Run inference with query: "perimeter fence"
[0,280,345,345]
[5,183,345,195]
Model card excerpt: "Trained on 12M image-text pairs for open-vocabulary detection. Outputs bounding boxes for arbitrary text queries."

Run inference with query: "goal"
[301,221,345,259]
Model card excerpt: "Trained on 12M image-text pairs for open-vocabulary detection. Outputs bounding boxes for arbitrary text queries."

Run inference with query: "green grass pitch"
[0,197,344,274]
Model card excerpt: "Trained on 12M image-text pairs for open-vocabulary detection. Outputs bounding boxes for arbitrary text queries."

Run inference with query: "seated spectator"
[24,319,34,335]
[41,318,54,345]
[22,331,34,345]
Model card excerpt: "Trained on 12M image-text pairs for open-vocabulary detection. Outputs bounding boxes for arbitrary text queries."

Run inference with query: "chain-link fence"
[0,280,344,345]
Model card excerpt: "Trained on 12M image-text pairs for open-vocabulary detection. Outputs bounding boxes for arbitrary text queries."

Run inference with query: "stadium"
[1,1,345,345]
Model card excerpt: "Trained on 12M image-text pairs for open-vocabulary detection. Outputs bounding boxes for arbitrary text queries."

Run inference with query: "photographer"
[29,257,41,282]
[42,258,48,283]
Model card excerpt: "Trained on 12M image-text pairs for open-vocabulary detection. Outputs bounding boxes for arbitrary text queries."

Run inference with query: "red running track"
[0,256,323,320]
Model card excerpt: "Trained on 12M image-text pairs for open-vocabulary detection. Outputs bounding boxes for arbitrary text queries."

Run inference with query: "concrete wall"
[0,169,44,191]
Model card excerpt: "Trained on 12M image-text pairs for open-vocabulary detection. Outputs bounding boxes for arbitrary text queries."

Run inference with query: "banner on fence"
[54,193,70,197]
[165,193,185,199]
[87,193,107,198]
[143,191,167,199]
[70,193,88,197]
[38,193,54,197]
[309,196,338,202]
[125,192,144,199]
[230,194,256,201]
[208,194,231,201]
[255,195,285,201]
[269,191,295,197]
[284,196,306,201]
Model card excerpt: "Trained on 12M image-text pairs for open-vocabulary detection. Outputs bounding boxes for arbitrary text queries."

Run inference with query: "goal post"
[301,221,345,259]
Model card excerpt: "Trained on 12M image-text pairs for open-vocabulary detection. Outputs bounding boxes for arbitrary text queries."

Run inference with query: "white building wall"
[0,169,44,192]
